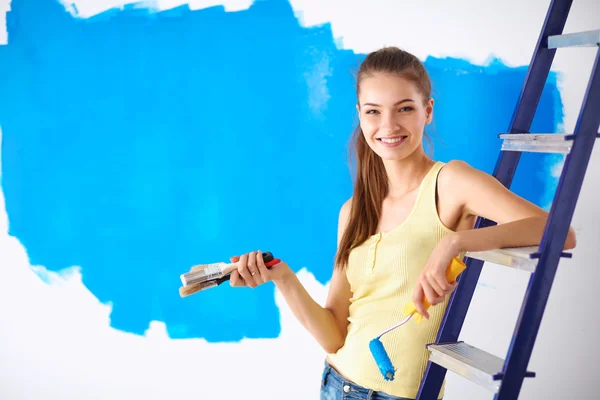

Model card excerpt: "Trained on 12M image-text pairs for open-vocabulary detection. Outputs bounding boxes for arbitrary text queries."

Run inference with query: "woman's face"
[357,73,433,161]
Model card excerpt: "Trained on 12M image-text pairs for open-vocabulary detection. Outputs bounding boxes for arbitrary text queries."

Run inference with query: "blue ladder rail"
[416,0,600,398]
[496,33,600,400]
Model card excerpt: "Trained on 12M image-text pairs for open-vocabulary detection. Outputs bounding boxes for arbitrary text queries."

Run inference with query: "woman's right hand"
[229,250,292,288]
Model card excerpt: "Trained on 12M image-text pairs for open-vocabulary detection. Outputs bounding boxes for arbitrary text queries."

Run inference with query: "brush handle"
[189,251,274,272]
[181,252,274,286]
[218,257,281,283]
[190,252,275,273]
[401,257,466,322]
[179,254,282,298]
[196,254,279,281]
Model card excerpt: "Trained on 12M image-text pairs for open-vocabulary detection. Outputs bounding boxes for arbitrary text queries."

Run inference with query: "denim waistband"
[321,361,414,400]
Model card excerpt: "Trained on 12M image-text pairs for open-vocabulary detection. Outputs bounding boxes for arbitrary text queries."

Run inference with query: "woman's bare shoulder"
[437,159,494,193]
[438,159,547,223]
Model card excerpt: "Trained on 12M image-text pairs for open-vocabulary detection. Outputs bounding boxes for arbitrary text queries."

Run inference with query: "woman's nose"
[380,112,398,130]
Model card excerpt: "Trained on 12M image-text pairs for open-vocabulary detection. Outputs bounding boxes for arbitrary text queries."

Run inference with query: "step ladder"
[416,0,600,399]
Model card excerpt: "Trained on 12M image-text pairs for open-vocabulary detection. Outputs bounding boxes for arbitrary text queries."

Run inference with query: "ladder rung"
[427,342,535,393]
[548,29,600,48]
[466,247,539,272]
[499,133,573,154]
[465,246,572,273]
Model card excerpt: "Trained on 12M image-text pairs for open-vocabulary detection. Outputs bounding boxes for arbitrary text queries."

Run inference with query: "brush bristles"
[179,284,202,298]
[179,280,218,297]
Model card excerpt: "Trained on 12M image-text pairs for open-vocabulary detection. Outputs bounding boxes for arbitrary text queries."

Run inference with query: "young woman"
[227,47,577,400]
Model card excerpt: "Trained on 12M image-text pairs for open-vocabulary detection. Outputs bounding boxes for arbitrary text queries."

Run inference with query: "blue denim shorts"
[320,361,415,400]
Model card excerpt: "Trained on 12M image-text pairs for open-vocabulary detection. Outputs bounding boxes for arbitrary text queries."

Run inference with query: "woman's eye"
[399,106,414,112]
[366,109,379,114]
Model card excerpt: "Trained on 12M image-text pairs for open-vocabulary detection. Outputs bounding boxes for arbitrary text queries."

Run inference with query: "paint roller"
[369,257,466,381]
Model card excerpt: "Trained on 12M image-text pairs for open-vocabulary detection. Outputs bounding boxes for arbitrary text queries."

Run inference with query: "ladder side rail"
[496,46,600,400]
[416,1,574,398]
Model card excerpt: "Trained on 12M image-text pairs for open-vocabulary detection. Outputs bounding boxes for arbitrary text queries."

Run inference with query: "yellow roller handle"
[401,257,467,323]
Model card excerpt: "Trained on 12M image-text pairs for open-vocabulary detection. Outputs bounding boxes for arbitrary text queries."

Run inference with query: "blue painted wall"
[0,0,562,342]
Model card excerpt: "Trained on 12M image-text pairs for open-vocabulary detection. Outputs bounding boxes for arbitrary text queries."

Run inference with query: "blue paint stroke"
[0,0,563,341]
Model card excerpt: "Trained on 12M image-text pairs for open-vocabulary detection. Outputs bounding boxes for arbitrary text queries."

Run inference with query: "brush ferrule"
[196,280,218,291]
[181,262,226,286]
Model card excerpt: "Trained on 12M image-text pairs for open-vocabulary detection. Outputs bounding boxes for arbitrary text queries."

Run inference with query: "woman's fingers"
[433,272,454,294]
[425,270,453,298]
[255,250,272,283]
[229,269,245,287]
[412,284,429,319]
[247,251,264,286]
[426,274,446,298]
[229,256,244,287]
[420,276,444,309]
[230,251,279,289]
[236,253,255,288]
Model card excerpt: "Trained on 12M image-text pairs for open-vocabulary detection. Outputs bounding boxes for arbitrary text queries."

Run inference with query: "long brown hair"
[335,47,433,268]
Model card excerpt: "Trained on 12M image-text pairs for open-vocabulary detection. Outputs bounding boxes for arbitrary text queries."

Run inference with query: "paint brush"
[180,252,275,286]
[178,252,281,298]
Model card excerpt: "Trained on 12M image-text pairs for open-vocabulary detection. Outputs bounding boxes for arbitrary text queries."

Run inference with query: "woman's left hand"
[412,235,461,319]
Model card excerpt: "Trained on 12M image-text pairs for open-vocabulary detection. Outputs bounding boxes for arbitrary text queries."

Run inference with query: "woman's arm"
[412,160,576,318]
[271,200,354,354]
[274,264,351,353]
[447,160,576,252]
[449,216,575,255]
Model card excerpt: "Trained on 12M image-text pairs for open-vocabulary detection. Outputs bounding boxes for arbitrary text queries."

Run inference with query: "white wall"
[1,0,598,399]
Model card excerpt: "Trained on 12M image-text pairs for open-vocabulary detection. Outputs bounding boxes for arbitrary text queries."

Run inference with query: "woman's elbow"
[323,343,343,355]
[564,226,577,250]
[322,331,346,354]
[323,336,345,354]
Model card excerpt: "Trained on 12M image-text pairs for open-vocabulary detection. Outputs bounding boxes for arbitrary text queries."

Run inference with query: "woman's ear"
[356,103,361,122]
[426,111,433,124]
[425,98,434,124]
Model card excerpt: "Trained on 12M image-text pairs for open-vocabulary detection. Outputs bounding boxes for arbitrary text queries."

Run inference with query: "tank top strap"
[410,161,445,221]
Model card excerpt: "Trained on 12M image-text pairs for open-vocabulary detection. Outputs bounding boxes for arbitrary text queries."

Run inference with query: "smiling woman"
[358,85,432,155]
[0,0,584,396]
[229,46,576,400]
[362,96,420,150]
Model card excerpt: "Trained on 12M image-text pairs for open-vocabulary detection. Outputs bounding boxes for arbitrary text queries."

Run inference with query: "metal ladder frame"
[416,0,600,399]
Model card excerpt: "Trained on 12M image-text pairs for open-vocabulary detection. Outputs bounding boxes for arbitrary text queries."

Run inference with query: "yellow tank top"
[327,161,455,399]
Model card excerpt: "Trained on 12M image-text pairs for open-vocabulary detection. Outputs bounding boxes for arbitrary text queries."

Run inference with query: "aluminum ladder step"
[465,246,572,272]
[499,133,573,154]
[548,29,600,48]
[427,342,535,393]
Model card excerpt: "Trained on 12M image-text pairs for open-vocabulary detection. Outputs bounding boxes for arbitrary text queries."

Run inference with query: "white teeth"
[380,137,405,144]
